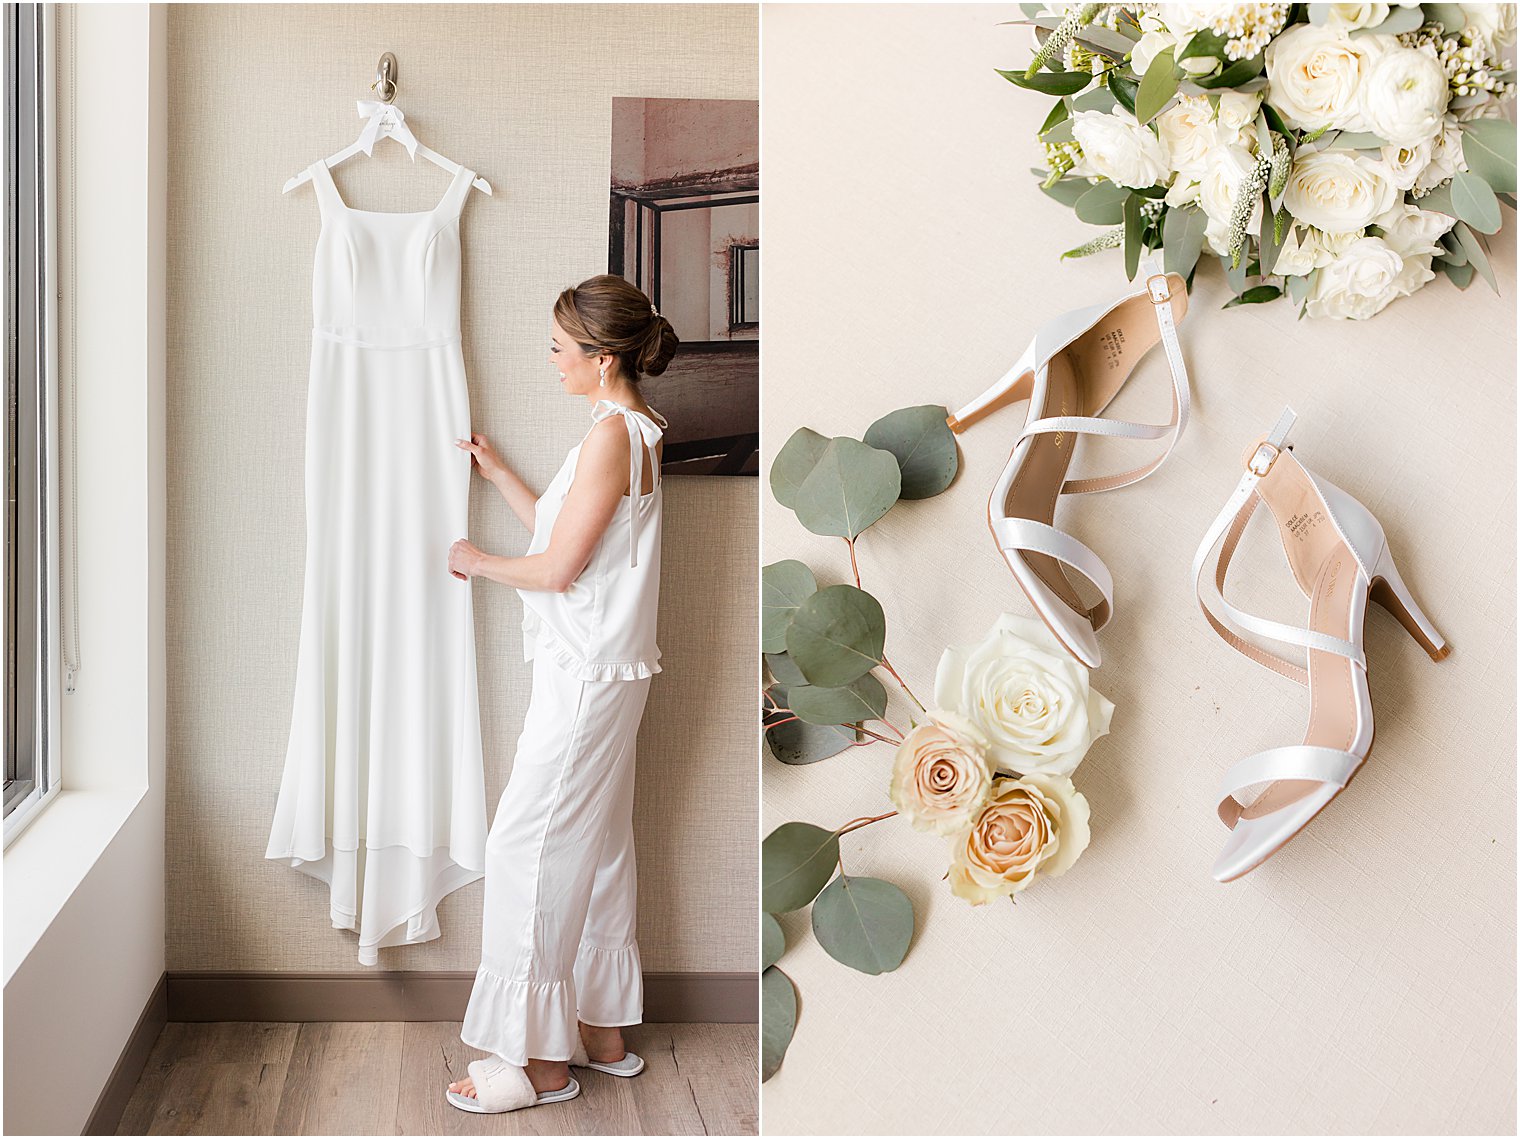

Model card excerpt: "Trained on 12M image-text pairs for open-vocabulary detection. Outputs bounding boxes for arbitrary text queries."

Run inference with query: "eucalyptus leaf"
[1123,192,1144,281]
[1307,2,1329,24]
[1001,17,1137,58]
[1500,192,1518,211]
[1452,170,1502,234]
[1424,3,1469,34]
[862,404,959,499]
[1329,130,1390,150]
[1353,3,1424,35]
[765,695,855,765]
[1071,86,1118,114]
[1042,118,1075,144]
[1075,181,1130,225]
[1222,252,1249,295]
[1038,99,1070,136]
[1135,47,1178,124]
[1420,180,1456,218]
[1452,220,1499,292]
[789,673,888,727]
[769,427,829,508]
[761,966,796,1082]
[761,912,785,971]
[764,651,807,687]
[1442,259,1476,289]
[1439,231,1468,266]
[811,875,915,976]
[1223,284,1282,308]
[1018,2,1043,17]
[997,67,1092,96]
[1163,204,1208,278]
[1042,177,1092,208]
[1286,269,1315,307]
[785,584,886,687]
[1461,119,1517,194]
[762,822,841,912]
[1176,27,1229,61]
[792,436,902,539]
[761,559,817,654]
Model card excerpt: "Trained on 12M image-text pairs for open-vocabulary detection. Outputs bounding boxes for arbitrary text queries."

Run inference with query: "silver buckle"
[1146,274,1171,305]
[1246,441,1280,477]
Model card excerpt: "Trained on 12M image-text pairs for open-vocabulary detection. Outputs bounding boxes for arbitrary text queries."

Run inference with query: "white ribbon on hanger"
[355,98,419,160]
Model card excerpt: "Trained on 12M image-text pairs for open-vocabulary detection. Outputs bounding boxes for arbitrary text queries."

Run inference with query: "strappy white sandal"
[571,1035,646,1077]
[444,1057,580,1113]
[945,259,1191,668]
[1193,407,1450,882]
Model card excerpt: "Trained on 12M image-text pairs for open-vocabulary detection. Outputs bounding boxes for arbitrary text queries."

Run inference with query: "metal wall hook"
[372,52,398,103]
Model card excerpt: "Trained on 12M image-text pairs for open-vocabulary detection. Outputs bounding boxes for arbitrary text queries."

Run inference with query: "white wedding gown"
[265,159,487,965]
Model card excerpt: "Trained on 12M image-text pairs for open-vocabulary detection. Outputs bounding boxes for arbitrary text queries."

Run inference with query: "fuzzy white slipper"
[571,1037,646,1077]
[445,1058,580,1113]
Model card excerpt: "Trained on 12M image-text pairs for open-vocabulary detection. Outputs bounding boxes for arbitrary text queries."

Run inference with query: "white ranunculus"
[1374,201,1456,256]
[1306,235,1417,318]
[1069,108,1171,189]
[1414,114,1466,192]
[1156,96,1220,179]
[1216,91,1264,141]
[1277,223,1367,276]
[1323,3,1390,29]
[1359,45,1451,147]
[1381,139,1432,189]
[1265,23,1384,132]
[933,613,1114,778]
[1283,149,1400,231]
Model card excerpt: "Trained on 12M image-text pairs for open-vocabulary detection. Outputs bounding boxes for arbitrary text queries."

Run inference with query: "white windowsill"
[3,785,147,987]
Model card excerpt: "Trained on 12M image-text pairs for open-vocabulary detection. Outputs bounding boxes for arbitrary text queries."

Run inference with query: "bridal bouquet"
[760,408,1114,1080]
[1007,3,1517,318]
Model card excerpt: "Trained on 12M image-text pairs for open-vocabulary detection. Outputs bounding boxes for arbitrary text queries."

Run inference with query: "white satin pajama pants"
[459,650,652,1066]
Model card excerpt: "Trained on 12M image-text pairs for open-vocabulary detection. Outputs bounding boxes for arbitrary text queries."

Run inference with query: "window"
[4,2,59,843]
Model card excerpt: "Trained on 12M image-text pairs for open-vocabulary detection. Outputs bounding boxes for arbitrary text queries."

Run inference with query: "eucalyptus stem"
[844,536,861,588]
[879,655,928,715]
[835,810,898,836]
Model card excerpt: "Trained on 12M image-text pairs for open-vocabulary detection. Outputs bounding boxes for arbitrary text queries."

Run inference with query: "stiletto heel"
[1369,546,1450,661]
[1193,407,1451,882]
[945,258,1191,668]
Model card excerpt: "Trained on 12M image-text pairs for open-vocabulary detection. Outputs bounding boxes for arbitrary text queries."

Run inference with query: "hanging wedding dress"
[265,158,487,965]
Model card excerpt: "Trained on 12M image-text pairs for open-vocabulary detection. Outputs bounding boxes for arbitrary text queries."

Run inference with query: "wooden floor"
[115,1021,757,1136]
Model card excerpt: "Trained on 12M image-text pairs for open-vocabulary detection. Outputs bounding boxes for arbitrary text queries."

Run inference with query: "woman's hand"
[456,432,508,484]
[448,538,488,581]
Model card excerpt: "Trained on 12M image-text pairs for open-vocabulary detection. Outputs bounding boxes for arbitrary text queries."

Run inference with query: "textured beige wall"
[761,4,1515,1134]
[166,4,757,974]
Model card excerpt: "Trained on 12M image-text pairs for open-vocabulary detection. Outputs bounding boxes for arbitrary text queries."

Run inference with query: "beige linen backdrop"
[762,5,1515,1135]
[166,5,756,978]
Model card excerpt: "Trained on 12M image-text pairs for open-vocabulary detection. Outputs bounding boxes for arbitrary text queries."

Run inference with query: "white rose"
[1070,108,1171,189]
[1323,3,1390,30]
[1283,149,1400,231]
[1381,139,1433,189]
[947,773,1091,904]
[1216,91,1264,141]
[1197,145,1262,253]
[1130,28,1178,77]
[1265,23,1384,132]
[1306,235,1420,318]
[1359,45,1451,147]
[933,612,1114,778]
[1463,4,1517,50]
[1156,95,1220,179]
[1374,201,1456,256]
[887,712,994,836]
[1414,114,1466,192]
[1276,224,1365,276]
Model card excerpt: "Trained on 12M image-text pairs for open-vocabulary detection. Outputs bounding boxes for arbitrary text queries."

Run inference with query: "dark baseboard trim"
[84,971,168,1137]
[166,970,757,1024]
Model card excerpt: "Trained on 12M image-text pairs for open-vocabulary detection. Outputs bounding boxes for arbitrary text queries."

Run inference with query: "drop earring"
[599,362,607,387]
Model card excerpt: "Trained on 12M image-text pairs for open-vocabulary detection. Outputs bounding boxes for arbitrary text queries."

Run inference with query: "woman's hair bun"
[553,274,681,383]
[637,314,679,377]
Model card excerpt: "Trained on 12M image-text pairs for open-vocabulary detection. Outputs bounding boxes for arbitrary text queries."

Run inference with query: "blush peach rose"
[887,712,993,836]
[947,772,1091,904]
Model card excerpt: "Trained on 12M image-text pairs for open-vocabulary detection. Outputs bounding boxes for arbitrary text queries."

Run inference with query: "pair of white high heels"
[946,259,1449,883]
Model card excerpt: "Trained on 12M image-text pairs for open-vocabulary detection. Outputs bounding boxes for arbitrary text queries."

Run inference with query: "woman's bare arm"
[449,418,630,591]
[455,432,538,531]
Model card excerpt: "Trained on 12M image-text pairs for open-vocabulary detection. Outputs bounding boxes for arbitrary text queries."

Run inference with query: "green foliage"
[811,875,915,975]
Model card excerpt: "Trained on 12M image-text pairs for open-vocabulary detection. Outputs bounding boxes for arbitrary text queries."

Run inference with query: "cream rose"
[1276,224,1362,275]
[1358,45,1450,147]
[1197,145,1263,254]
[933,613,1114,777]
[1306,235,1425,318]
[887,712,993,836]
[1374,201,1456,256]
[947,773,1091,904]
[1283,149,1399,231]
[1265,23,1383,132]
[1322,3,1390,29]
[1070,108,1171,189]
[1156,96,1220,179]
[1216,91,1264,141]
